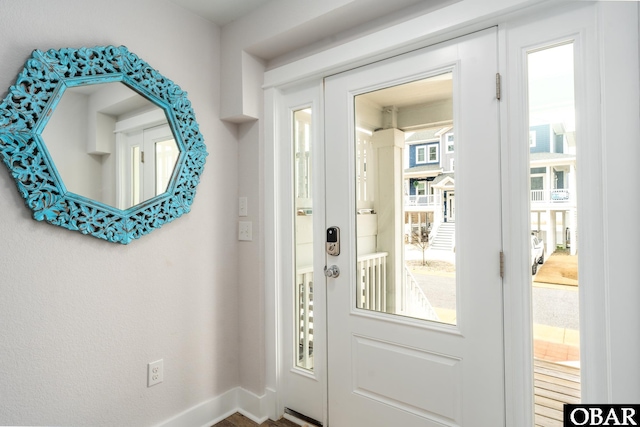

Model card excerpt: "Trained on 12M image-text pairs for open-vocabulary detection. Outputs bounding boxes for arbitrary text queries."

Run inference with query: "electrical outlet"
[239,221,252,241]
[147,359,163,387]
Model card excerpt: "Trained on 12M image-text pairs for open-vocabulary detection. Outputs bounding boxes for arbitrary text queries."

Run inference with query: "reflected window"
[156,138,179,195]
[131,146,141,206]
[445,133,455,153]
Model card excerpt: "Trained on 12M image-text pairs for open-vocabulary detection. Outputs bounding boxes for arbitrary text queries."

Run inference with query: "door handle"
[324,265,340,278]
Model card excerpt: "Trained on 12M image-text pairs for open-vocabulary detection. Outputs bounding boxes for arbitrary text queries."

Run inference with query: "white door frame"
[264,80,329,424]
[500,4,609,423]
[264,2,613,424]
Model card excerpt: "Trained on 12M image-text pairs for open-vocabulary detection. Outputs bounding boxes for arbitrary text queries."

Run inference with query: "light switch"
[239,197,248,217]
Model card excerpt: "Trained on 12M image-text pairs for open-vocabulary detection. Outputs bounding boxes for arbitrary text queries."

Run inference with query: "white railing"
[531,189,571,203]
[296,266,314,370]
[401,268,440,321]
[405,194,441,207]
[355,252,439,321]
[356,252,388,312]
[296,254,440,370]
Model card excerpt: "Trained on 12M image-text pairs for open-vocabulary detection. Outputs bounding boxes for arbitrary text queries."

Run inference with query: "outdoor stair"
[429,222,455,251]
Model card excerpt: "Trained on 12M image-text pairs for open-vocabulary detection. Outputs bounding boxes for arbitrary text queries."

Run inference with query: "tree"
[412,228,429,266]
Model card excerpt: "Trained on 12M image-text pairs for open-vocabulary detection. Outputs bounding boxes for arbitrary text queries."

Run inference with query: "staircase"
[429,222,455,251]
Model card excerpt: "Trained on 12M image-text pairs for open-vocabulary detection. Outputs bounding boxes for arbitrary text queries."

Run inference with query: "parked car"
[531,235,545,275]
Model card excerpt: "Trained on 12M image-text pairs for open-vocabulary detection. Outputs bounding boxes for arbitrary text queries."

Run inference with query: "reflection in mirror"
[42,83,179,210]
[354,72,457,325]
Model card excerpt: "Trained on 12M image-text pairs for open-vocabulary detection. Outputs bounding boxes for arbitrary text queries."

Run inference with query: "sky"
[528,43,576,131]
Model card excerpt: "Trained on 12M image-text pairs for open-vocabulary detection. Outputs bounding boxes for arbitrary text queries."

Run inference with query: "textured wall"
[0,1,240,426]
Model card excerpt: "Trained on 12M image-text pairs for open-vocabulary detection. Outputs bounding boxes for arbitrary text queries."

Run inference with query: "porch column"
[546,209,556,254]
[569,163,578,255]
[569,208,578,256]
[561,211,567,248]
[372,128,404,313]
[546,167,553,202]
[434,189,444,224]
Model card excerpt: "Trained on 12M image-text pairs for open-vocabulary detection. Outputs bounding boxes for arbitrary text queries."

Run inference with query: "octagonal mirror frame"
[0,45,208,244]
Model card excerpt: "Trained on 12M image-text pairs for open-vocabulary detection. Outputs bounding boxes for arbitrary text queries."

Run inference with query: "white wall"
[237,120,265,396]
[598,2,640,402]
[0,1,240,426]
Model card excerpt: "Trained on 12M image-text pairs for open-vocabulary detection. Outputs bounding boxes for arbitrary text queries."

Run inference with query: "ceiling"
[169,0,451,62]
[169,0,272,26]
[359,72,453,109]
[168,0,454,113]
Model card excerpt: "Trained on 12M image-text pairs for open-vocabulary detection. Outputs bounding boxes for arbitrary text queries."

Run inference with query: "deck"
[534,359,581,427]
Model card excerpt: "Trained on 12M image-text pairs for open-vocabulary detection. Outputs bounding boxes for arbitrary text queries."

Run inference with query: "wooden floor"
[212,412,300,427]
[215,360,580,427]
[534,359,581,427]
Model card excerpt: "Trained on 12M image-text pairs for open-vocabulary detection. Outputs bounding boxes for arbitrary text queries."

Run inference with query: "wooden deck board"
[535,413,564,427]
[534,359,581,427]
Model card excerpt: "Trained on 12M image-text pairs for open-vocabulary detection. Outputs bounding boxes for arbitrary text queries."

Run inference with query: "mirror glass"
[42,83,180,210]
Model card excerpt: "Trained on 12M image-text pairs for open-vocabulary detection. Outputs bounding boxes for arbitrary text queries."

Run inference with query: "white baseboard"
[154,387,271,427]
[236,388,269,425]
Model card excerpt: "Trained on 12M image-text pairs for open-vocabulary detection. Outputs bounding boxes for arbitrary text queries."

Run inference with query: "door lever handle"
[324,265,340,278]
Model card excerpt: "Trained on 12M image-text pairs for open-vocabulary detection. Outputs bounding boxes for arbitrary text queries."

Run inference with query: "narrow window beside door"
[527,42,581,425]
[293,108,314,371]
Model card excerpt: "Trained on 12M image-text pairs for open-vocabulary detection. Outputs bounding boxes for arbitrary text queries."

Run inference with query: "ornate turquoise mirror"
[0,46,208,244]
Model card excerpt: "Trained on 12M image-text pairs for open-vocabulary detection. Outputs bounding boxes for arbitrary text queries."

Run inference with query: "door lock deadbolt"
[326,226,340,256]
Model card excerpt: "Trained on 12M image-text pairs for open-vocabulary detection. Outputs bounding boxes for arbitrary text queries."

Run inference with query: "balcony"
[404,194,441,209]
[531,189,572,204]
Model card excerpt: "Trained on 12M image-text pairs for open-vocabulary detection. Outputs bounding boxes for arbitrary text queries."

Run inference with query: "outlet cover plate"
[239,221,252,241]
[148,359,163,387]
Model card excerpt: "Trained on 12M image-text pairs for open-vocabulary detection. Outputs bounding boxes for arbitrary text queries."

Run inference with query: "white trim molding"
[153,387,272,427]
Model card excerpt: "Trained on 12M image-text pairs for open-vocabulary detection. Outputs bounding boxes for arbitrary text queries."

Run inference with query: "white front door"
[324,28,504,426]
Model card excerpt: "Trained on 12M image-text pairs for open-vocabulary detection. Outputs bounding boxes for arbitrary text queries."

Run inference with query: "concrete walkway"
[405,244,579,365]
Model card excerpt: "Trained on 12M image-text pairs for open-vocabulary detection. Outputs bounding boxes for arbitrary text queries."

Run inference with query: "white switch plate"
[239,221,252,241]
[148,359,163,387]
[239,197,248,217]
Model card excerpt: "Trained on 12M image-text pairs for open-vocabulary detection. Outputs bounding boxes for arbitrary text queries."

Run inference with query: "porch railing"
[296,253,440,371]
[356,252,388,312]
[405,194,441,207]
[400,268,440,321]
[531,189,571,203]
[355,252,439,321]
[296,266,314,370]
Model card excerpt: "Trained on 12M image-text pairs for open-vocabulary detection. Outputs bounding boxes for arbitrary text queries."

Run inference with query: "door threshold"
[284,408,322,427]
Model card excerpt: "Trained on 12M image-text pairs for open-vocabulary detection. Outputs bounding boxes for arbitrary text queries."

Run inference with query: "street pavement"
[405,245,580,361]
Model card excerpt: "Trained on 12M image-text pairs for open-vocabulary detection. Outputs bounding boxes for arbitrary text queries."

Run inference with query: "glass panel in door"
[155,137,179,195]
[293,108,314,371]
[354,72,457,325]
[131,145,141,207]
[527,42,581,425]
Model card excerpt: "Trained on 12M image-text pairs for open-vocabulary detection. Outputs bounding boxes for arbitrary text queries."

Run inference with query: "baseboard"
[236,388,270,424]
[154,387,271,427]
